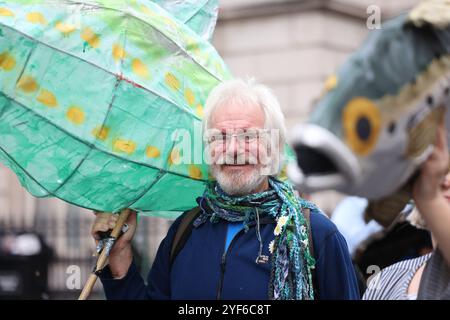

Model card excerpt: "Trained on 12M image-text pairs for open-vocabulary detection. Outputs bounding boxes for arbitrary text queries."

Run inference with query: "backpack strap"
[169,206,202,267]
[303,208,319,299]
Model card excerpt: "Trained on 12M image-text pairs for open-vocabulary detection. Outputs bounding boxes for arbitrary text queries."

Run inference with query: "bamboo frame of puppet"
[78,208,131,300]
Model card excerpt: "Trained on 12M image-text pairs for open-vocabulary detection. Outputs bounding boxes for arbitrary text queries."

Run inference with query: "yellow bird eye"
[342,97,381,156]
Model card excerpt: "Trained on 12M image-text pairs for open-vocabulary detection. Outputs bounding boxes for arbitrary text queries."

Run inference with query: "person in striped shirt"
[363,118,450,300]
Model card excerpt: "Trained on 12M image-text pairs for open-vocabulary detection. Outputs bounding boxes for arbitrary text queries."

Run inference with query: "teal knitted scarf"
[202,176,317,300]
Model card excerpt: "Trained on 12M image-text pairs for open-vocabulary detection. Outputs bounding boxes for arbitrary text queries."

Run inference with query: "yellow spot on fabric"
[92,126,110,141]
[195,44,204,54]
[201,53,210,63]
[163,17,177,29]
[186,38,201,55]
[165,72,180,91]
[66,106,85,124]
[26,12,47,25]
[132,58,150,78]
[215,62,224,73]
[186,39,198,50]
[55,22,76,35]
[184,88,195,106]
[0,8,14,17]
[324,74,338,91]
[0,52,16,71]
[17,76,39,93]
[146,146,160,158]
[188,165,202,180]
[141,5,156,17]
[196,104,204,118]
[112,44,127,62]
[37,89,58,107]
[81,27,100,48]
[168,148,180,165]
[113,139,136,154]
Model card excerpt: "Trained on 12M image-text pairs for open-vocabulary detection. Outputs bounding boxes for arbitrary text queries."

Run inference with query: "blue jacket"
[100,200,360,300]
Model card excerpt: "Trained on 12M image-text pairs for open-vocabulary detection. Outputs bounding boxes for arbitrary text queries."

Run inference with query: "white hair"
[203,78,287,175]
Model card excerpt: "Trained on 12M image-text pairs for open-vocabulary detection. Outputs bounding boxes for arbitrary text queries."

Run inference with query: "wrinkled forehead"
[210,102,265,130]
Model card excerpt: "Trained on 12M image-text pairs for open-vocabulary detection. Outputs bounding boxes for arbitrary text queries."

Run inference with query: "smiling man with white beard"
[92,78,360,300]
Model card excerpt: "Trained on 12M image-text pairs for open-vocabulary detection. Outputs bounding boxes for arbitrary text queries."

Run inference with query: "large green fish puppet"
[288,0,450,226]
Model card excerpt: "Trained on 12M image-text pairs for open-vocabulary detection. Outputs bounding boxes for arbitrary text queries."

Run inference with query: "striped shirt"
[363,253,432,300]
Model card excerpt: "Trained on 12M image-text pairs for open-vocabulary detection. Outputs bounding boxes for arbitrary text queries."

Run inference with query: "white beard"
[210,164,267,196]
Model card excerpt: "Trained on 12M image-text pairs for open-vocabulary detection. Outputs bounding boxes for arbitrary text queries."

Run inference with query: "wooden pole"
[78,208,131,300]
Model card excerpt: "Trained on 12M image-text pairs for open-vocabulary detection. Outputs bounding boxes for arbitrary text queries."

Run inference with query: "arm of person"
[95,211,184,299]
[413,116,450,266]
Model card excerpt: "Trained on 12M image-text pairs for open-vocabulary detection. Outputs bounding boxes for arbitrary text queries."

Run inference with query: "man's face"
[207,102,269,195]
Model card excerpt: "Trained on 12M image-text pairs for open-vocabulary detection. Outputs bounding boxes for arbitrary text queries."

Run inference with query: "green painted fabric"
[0,0,296,218]
[0,0,231,216]
[154,0,219,40]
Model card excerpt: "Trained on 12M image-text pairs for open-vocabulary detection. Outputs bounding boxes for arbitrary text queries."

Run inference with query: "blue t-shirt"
[225,222,244,251]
